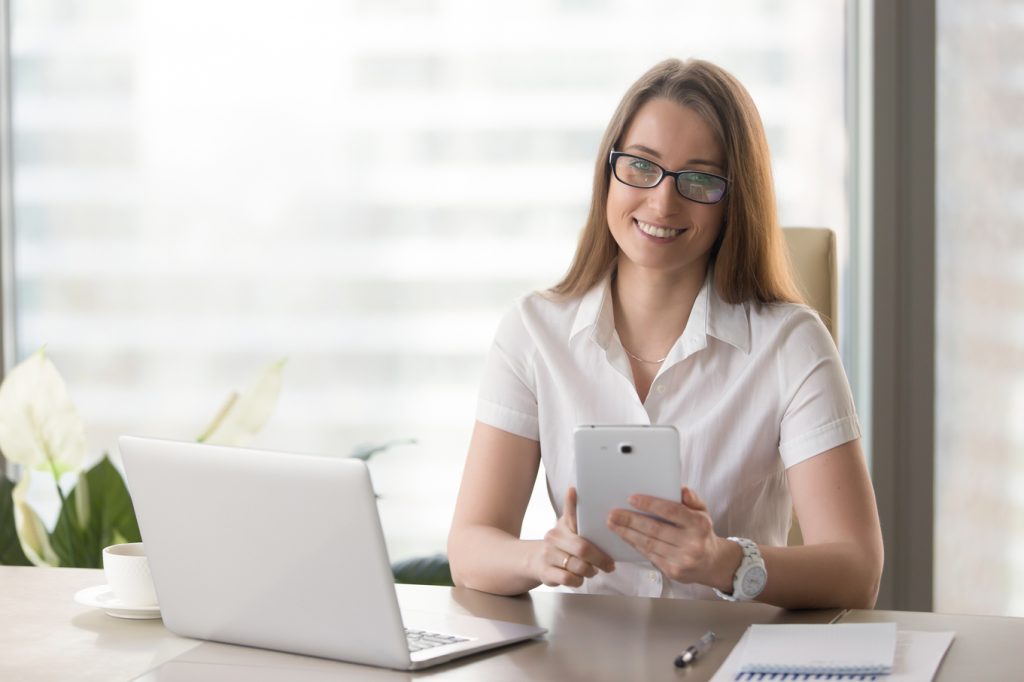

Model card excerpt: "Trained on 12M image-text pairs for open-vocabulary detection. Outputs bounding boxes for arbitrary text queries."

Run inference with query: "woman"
[447,58,883,609]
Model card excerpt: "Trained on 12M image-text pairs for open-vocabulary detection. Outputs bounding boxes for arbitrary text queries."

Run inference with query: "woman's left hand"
[606,487,740,592]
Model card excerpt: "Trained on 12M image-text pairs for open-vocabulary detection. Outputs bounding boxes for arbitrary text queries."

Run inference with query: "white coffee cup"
[102,543,158,607]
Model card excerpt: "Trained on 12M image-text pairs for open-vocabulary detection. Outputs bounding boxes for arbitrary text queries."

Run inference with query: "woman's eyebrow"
[685,159,724,171]
[624,144,723,171]
[625,143,663,158]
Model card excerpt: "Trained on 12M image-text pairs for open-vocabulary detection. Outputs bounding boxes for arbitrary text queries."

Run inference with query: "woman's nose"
[647,176,681,212]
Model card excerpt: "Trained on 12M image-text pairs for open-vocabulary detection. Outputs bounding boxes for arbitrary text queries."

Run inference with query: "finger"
[562,486,578,533]
[555,568,585,588]
[607,509,678,543]
[556,533,616,573]
[627,494,698,526]
[562,553,599,579]
[610,522,677,562]
[543,552,586,587]
[541,568,583,589]
[626,489,716,524]
[682,486,707,511]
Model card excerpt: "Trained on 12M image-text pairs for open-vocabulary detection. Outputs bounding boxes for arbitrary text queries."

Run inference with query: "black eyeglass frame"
[608,150,731,205]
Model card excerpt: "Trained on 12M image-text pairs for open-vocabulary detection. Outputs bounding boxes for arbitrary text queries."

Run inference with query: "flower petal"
[12,472,60,567]
[200,359,285,447]
[0,349,87,475]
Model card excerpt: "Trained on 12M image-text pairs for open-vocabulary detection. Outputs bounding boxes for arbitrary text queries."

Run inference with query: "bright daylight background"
[10,1,847,565]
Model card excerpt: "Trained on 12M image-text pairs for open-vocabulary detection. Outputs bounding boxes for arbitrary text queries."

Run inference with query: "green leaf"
[51,455,141,568]
[0,475,32,566]
[391,554,453,586]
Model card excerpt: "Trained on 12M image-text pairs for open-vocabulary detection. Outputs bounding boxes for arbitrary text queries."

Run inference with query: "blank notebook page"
[738,622,897,675]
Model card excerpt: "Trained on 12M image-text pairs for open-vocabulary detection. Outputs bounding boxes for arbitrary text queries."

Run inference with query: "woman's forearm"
[448,525,543,596]
[756,541,882,610]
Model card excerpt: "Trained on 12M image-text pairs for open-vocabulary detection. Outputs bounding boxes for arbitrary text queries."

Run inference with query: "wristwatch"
[713,537,766,602]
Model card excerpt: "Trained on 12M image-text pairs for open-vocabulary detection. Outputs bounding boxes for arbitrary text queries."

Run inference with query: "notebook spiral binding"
[736,673,881,681]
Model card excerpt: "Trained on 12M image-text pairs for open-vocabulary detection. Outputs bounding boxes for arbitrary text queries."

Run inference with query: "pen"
[674,630,716,668]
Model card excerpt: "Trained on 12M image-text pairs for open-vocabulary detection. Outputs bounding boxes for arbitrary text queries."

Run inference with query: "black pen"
[674,630,716,668]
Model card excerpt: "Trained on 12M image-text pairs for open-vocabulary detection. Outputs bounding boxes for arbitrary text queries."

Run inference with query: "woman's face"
[606,97,727,279]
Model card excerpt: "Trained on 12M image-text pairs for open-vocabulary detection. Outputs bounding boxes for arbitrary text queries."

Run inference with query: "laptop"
[118,436,546,671]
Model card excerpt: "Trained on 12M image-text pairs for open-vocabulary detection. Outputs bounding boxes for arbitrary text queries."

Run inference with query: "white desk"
[3,566,1023,681]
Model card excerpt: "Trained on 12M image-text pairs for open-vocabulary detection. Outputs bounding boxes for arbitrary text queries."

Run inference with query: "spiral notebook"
[711,623,954,682]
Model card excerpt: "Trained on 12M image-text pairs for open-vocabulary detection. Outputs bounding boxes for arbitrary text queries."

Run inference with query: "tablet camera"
[619,444,632,454]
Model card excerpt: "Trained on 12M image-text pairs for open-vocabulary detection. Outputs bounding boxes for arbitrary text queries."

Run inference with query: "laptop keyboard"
[405,628,470,652]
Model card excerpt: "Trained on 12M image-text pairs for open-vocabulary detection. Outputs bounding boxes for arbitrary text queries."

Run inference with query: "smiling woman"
[448,59,882,610]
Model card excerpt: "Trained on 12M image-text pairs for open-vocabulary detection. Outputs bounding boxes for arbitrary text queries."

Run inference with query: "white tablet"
[574,425,681,562]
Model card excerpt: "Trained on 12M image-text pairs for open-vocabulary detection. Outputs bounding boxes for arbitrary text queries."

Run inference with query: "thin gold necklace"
[620,343,668,364]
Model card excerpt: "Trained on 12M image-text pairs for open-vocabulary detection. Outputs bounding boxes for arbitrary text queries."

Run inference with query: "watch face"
[742,566,767,596]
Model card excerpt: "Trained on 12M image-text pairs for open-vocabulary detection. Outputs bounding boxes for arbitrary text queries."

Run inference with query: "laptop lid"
[119,436,545,672]
[120,436,413,668]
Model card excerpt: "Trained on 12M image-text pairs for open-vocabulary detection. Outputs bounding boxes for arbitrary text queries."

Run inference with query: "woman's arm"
[448,421,614,595]
[608,439,883,609]
[759,438,883,609]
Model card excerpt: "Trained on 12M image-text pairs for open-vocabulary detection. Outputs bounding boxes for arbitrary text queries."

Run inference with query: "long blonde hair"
[551,58,802,305]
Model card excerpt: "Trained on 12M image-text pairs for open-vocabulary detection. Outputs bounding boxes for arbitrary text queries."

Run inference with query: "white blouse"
[475,269,861,599]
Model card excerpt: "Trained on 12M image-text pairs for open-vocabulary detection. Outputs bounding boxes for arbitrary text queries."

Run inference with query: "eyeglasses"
[609,150,729,205]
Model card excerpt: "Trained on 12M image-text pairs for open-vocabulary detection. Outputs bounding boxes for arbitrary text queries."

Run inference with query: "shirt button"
[655,384,666,395]
[648,571,658,582]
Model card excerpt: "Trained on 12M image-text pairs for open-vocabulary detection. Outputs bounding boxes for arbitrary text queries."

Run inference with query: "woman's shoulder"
[748,300,834,349]
[493,288,586,346]
[507,288,588,328]
[519,287,585,316]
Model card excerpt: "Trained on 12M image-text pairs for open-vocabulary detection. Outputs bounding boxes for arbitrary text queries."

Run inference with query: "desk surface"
[2,566,1022,681]
[840,608,1024,681]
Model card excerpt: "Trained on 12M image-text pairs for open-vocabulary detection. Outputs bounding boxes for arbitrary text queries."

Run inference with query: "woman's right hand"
[533,486,615,588]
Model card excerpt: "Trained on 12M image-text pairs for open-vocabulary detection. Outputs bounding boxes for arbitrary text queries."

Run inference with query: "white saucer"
[73,584,162,620]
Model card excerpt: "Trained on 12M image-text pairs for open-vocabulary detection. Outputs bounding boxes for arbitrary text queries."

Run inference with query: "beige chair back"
[781,227,838,546]
[783,227,838,343]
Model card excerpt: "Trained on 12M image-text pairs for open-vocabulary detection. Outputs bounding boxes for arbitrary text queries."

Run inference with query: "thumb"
[562,486,578,533]
[682,486,707,511]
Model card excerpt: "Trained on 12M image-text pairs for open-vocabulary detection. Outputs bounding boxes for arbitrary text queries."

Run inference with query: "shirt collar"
[569,269,616,348]
[705,270,751,354]
[568,266,751,355]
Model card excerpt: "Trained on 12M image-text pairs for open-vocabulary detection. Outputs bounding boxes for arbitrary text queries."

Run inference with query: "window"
[934,0,1024,617]
[10,0,849,560]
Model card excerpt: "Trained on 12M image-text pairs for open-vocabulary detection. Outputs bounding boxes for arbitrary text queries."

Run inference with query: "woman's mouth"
[635,219,687,240]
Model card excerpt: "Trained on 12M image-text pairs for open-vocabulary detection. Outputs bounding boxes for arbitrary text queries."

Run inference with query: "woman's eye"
[629,159,655,172]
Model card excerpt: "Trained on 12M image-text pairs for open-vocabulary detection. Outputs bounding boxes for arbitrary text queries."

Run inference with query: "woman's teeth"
[636,219,684,239]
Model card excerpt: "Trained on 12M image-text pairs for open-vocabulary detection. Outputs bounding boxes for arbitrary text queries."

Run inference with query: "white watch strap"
[713,536,765,602]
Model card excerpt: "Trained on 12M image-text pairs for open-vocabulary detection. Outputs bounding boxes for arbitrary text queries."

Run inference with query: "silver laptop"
[118,436,545,671]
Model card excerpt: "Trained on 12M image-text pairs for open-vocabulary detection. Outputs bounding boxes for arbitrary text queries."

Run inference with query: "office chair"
[784,227,838,342]
[782,227,838,546]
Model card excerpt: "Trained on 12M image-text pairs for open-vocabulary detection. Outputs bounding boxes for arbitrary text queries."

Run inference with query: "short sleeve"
[475,302,540,441]
[777,308,862,468]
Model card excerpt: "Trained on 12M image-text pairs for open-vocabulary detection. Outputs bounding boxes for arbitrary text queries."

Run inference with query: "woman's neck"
[611,258,709,361]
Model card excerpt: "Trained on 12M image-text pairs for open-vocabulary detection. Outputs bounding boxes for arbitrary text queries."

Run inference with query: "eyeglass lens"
[613,154,726,204]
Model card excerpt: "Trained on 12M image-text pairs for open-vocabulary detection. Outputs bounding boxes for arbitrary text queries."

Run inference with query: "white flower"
[12,471,60,567]
[0,349,87,477]
[199,359,286,446]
